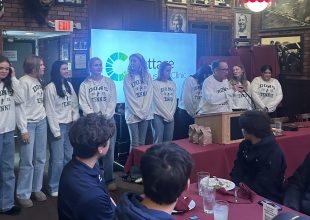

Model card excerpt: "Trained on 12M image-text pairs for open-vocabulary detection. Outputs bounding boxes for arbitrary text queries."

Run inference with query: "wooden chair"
[296,113,310,122]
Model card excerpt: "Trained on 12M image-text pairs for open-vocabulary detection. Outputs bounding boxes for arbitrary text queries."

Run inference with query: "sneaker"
[31,191,47,202]
[107,182,117,191]
[1,206,21,215]
[50,192,58,197]
[17,198,33,208]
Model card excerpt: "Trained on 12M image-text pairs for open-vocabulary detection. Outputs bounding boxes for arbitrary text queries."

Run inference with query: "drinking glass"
[197,171,210,196]
[275,121,282,134]
[202,187,215,214]
[214,201,229,220]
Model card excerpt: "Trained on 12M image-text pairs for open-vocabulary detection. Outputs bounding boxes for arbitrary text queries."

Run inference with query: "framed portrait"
[214,0,231,7]
[74,53,87,70]
[261,0,310,30]
[73,38,88,51]
[55,0,84,7]
[234,0,246,8]
[167,6,187,33]
[166,0,187,4]
[235,12,251,39]
[190,0,210,5]
[261,35,302,74]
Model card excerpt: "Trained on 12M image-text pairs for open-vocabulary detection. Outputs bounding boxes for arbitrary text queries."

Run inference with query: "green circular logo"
[105,52,128,81]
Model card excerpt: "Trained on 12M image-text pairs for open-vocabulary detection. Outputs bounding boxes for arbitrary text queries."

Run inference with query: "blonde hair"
[230,64,248,91]
[127,53,148,83]
[23,55,42,74]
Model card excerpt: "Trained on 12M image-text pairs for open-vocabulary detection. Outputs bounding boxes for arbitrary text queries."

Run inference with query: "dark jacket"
[230,135,287,203]
[114,193,175,220]
[284,152,310,216]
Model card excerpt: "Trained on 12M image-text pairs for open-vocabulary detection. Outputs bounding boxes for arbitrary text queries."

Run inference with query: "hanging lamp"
[243,0,271,12]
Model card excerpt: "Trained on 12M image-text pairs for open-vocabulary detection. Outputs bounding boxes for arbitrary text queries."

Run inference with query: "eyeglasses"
[263,71,271,74]
[217,68,229,72]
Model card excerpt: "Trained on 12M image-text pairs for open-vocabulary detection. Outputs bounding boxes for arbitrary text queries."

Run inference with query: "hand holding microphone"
[233,83,243,92]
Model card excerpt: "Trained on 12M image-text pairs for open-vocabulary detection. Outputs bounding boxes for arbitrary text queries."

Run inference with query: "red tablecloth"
[124,124,310,183]
[174,183,307,220]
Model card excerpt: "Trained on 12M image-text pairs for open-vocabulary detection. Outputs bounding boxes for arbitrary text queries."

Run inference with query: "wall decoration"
[73,38,88,51]
[55,0,85,7]
[166,0,187,4]
[214,0,231,7]
[261,0,310,30]
[261,35,302,74]
[74,53,87,69]
[190,0,209,5]
[60,43,70,61]
[235,12,251,39]
[167,6,187,33]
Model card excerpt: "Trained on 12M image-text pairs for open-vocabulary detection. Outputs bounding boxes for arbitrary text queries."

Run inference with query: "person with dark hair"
[177,64,212,138]
[230,110,286,203]
[16,55,48,208]
[250,64,283,117]
[124,53,153,149]
[229,64,253,110]
[283,152,310,216]
[114,143,193,220]
[44,60,79,197]
[152,62,176,143]
[58,113,116,220]
[198,60,232,114]
[0,55,23,215]
[79,57,117,191]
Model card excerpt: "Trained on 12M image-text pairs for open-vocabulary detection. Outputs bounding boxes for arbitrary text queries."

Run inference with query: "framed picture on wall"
[74,53,87,70]
[261,35,302,74]
[167,6,187,33]
[60,43,70,61]
[190,0,209,5]
[214,0,231,7]
[73,38,88,51]
[55,0,85,6]
[166,0,187,4]
[235,12,251,39]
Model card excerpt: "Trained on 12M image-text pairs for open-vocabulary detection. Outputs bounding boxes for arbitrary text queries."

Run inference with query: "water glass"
[197,171,210,196]
[214,201,229,220]
[275,121,282,134]
[202,187,215,214]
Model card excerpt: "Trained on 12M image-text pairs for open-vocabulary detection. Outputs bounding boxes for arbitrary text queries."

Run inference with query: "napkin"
[174,196,192,212]
[217,182,256,204]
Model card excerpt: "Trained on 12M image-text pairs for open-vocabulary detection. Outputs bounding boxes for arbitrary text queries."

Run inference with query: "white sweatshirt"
[198,75,232,114]
[124,73,154,124]
[0,77,23,134]
[16,74,46,134]
[178,76,202,117]
[152,80,177,122]
[44,82,79,138]
[250,76,283,113]
[79,76,116,119]
[230,81,253,110]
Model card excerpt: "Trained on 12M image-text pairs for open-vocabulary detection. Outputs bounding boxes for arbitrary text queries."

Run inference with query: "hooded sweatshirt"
[114,193,175,220]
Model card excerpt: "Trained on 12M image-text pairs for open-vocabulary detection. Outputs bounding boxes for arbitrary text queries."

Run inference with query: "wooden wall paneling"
[211,23,231,56]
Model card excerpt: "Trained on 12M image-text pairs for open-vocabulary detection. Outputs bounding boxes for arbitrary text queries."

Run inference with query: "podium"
[194,111,243,144]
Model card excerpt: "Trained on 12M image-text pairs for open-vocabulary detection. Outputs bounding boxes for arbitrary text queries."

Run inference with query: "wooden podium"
[194,111,243,144]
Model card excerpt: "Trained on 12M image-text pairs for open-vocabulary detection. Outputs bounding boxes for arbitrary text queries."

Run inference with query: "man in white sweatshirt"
[250,64,283,117]
[198,60,232,114]
[79,57,117,191]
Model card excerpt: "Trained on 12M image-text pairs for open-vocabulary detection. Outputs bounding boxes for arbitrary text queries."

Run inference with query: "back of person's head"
[193,64,212,86]
[69,113,115,159]
[273,212,310,220]
[260,64,273,73]
[23,55,42,74]
[140,143,193,205]
[239,110,272,138]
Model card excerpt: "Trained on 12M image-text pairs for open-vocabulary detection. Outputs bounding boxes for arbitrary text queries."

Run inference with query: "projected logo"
[105,52,128,81]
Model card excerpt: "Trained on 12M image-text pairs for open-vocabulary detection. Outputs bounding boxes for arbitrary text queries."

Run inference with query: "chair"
[296,113,310,122]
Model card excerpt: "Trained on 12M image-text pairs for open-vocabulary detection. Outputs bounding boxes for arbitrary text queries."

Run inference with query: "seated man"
[114,143,193,220]
[284,152,310,216]
[58,113,116,220]
[230,110,286,203]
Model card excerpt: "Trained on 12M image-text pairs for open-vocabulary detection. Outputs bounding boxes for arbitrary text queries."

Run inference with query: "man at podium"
[198,60,232,114]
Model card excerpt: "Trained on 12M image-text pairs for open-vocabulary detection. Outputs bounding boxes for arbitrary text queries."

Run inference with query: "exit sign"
[55,20,73,32]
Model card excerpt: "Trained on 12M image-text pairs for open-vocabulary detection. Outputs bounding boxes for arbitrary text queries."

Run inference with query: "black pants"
[174,108,194,140]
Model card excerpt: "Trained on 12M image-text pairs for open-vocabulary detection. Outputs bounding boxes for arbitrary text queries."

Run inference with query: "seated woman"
[283,152,310,216]
[230,110,286,203]
[250,65,283,117]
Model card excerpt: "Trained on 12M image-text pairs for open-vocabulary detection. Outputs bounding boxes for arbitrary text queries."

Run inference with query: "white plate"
[208,178,235,191]
[172,198,196,213]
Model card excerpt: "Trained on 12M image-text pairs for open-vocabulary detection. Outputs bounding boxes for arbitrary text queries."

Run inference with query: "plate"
[208,178,235,191]
[172,198,196,214]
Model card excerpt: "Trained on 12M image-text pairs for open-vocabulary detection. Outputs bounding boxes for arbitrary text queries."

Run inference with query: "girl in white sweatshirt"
[124,53,153,149]
[16,55,47,208]
[251,65,283,117]
[79,57,117,191]
[44,61,79,196]
[0,56,23,215]
[229,64,253,110]
[152,62,176,143]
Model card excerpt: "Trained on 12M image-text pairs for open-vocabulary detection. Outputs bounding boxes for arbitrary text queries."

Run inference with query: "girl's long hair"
[127,53,148,83]
[157,61,172,81]
[192,64,212,87]
[0,55,13,95]
[230,64,248,91]
[50,60,71,98]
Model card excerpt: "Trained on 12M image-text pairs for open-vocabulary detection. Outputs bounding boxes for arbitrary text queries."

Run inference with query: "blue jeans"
[16,118,47,199]
[0,131,15,212]
[99,118,116,184]
[48,123,73,193]
[127,120,150,150]
[152,114,174,143]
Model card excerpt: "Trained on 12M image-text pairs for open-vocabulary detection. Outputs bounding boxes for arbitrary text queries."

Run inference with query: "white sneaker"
[50,192,58,197]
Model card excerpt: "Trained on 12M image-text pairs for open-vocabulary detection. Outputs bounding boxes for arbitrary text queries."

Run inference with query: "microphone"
[238,87,257,110]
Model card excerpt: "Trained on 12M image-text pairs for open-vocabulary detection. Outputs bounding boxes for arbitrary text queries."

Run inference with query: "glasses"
[263,71,271,74]
[217,68,229,72]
